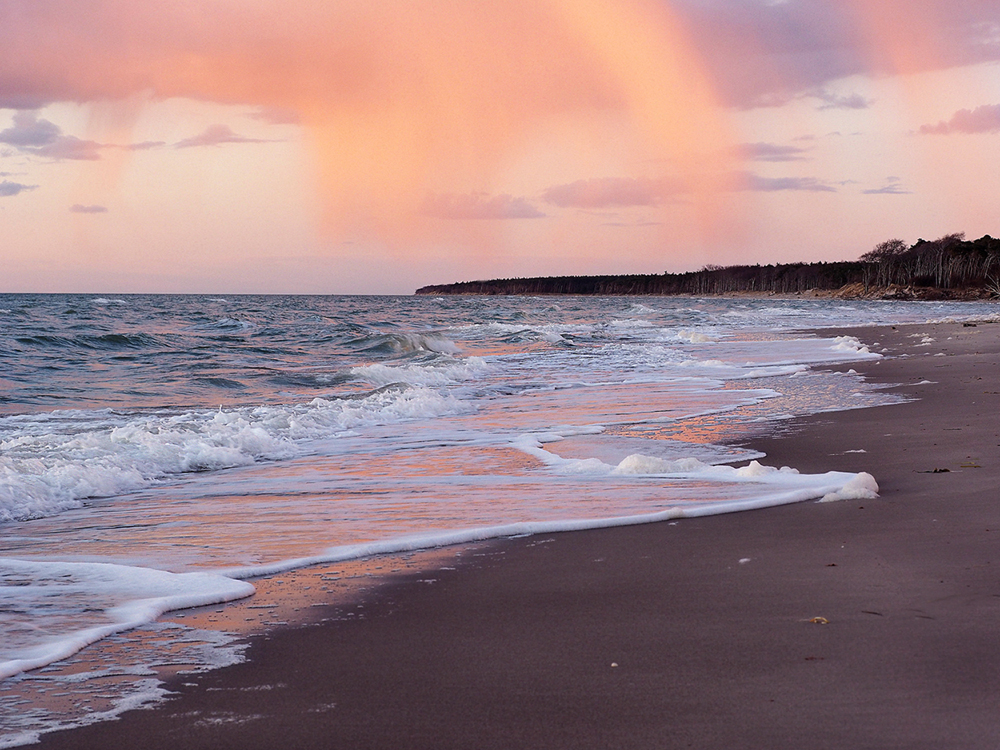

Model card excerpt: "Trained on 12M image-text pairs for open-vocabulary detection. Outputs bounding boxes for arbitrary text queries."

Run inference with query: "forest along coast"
[417,232,1000,299]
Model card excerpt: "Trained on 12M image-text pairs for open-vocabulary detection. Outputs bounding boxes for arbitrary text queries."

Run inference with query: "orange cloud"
[0,0,742,250]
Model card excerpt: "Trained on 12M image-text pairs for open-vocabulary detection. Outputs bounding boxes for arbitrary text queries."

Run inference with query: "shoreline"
[417,287,999,300]
[32,319,1000,749]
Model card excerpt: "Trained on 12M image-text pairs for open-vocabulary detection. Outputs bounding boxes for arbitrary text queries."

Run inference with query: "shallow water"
[1,293,996,745]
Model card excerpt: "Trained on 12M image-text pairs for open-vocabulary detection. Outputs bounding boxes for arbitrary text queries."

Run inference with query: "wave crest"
[0,387,469,523]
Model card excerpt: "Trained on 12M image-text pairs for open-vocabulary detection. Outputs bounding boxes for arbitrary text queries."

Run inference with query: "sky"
[1,0,999,294]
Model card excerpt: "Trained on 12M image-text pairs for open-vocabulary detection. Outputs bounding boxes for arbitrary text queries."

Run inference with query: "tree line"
[415,233,1000,298]
[859,233,1000,292]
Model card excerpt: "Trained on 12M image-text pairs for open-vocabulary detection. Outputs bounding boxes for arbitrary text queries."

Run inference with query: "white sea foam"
[0,386,469,522]
[676,329,717,343]
[626,303,658,314]
[218,460,879,581]
[0,448,878,697]
[0,678,170,749]
[612,454,711,474]
[819,472,879,502]
[0,559,254,680]
[610,318,655,328]
[512,434,850,495]
[350,357,488,387]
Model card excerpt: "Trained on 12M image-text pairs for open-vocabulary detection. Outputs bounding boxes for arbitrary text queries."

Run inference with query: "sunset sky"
[2,0,999,294]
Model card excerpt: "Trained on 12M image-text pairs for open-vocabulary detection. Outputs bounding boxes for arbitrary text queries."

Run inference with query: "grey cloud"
[0,111,101,159]
[862,185,911,195]
[69,203,108,213]
[543,171,835,203]
[738,172,836,192]
[815,90,873,110]
[0,111,61,147]
[863,177,912,194]
[0,180,37,197]
[674,1,1000,109]
[919,103,1000,134]
[675,0,867,108]
[422,192,545,220]
[740,142,809,162]
[175,124,269,148]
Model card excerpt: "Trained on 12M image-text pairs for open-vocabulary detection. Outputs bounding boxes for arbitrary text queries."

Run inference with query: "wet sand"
[35,320,1000,749]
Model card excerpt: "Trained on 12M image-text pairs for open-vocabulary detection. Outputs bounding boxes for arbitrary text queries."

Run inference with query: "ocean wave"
[14,332,164,350]
[0,387,469,523]
[268,370,356,388]
[348,332,459,355]
[459,321,583,344]
[193,376,247,389]
[188,317,255,332]
[350,357,489,387]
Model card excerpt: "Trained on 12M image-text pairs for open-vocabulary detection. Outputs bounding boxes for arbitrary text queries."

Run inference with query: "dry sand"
[34,320,1000,749]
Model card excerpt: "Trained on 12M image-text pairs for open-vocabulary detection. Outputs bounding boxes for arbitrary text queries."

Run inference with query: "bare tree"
[860,238,908,287]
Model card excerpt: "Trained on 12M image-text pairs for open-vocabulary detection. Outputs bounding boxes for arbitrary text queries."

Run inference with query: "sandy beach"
[32,319,1000,749]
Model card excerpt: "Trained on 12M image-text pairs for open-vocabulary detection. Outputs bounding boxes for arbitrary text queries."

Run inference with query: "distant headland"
[416,233,1000,300]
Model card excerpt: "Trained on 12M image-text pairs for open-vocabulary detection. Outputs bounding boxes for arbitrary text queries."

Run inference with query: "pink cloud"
[247,106,301,125]
[542,177,679,208]
[919,103,1000,134]
[0,0,740,240]
[422,192,544,220]
[121,141,166,151]
[174,124,270,148]
[2,2,999,113]
[34,135,102,160]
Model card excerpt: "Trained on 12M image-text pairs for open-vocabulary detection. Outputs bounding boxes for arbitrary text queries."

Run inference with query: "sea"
[1,292,996,745]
